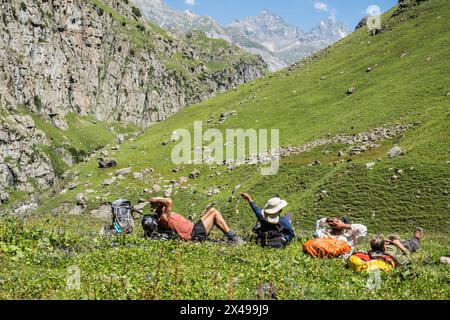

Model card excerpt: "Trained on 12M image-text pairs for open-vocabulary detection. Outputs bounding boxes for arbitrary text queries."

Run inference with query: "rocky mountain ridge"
[134,0,350,70]
[0,0,266,129]
[0,0,266,206]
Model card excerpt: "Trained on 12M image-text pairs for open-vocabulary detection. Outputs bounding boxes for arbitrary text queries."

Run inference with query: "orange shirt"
[158,213,194,241]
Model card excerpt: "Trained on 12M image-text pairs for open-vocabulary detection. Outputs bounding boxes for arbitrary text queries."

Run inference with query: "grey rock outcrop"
[116,168,132,176]
[356,17,369,30]
[189,169,201,179]
[388,146,406,158]
[0,0,266,129]
[0,113,55,201]
[152,184,162,193]
[392,0,429,17]
[98,158,117,168]
[240,124,415,167]
[75,192,87,208]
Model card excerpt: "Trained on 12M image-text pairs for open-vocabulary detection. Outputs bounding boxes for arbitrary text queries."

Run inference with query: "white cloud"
[185,0,196,6]
[314,2,328,12]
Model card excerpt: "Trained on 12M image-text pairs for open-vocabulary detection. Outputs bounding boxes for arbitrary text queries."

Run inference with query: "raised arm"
[149,197,173,219]
[241,193,264,221]
[387,239,411,255]
[314,218,329,238]
[350,223,368,244]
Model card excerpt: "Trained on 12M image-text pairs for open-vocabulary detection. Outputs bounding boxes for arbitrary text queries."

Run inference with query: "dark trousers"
[401,238,420,253]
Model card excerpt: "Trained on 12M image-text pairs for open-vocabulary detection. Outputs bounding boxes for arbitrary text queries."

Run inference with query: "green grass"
[185,30,265,71]
[0,216,448,300]
[33,0,449,230]
[1,0,449,300]
[206,61,232,72]
[34,112,137,156]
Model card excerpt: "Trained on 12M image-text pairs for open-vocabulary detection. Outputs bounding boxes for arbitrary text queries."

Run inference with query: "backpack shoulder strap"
[370,251,399,266]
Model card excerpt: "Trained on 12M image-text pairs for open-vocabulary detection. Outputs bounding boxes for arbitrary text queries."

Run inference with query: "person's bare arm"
[241,193,265,220]
[149,197,173,219]
[240,193,253,203]
[387,239,410,255]
[329,219,352,230]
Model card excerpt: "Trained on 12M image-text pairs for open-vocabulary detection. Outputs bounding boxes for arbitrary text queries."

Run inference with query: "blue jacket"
[249,201,295,242]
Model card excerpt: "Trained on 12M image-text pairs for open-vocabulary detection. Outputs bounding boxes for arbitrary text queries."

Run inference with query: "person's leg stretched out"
[199,207,242,244]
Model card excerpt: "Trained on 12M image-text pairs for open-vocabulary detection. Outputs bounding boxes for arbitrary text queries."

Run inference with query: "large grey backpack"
[110,199,134,234]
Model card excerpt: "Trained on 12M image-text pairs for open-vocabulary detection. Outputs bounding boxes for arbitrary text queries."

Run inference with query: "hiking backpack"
[347,251,397,273]
[253,221,286,248]
[303,238,352,258]
[110,199,134,235]
[141,215,179,241]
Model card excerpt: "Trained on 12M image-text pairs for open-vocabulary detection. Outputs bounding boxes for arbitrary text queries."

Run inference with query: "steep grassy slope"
[33,0,449,232]
[0,216,448,299]
[0,0,449,300]
[0,0,267,208]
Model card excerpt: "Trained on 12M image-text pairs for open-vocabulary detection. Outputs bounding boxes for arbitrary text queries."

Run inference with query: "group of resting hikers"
[120,193,425,273]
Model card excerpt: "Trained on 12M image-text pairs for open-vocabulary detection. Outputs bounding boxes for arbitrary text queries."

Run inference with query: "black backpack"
[253,220,286,248]
[141,215,179,241]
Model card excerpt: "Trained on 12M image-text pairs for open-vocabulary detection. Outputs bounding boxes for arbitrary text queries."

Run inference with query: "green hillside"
[34,0,449,232]
[0,0,449,299]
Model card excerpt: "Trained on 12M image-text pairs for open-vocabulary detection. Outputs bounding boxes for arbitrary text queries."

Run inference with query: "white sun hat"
[262,197,288,224]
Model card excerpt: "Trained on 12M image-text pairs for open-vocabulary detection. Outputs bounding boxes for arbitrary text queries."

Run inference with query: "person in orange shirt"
[148,197,242,244]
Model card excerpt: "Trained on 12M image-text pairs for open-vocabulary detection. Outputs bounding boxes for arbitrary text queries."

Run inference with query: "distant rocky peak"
[135,0,350,71]
[310,16,349,40]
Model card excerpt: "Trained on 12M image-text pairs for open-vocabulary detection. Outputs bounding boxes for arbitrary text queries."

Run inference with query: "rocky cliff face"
[0,0,266,129]
[0,0,266,206]
[0,111,55,204]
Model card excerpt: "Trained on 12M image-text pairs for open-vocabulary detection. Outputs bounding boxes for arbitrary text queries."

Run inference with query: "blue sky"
[164,0,398,31]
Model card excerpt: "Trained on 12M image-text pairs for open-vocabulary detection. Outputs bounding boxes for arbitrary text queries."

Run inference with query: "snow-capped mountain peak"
[134,0,350,71]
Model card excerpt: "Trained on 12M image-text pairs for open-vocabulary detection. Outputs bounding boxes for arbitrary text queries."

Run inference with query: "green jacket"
[386,244,411,266]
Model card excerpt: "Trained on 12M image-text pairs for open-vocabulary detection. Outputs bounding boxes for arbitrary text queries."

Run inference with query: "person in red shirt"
[148,197,242,244]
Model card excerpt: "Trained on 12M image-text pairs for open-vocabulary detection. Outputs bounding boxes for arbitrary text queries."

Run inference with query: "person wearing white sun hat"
[261,197,288,224]
[241,193,295,248]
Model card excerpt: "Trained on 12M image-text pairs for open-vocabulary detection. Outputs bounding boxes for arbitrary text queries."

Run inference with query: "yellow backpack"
[348,252,396,273]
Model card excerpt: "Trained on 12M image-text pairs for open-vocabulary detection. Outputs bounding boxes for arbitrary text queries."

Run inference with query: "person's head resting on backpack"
[326,216,351,235]
[370,235,386,253]
[262,197,288,224]
[150,201,165,217]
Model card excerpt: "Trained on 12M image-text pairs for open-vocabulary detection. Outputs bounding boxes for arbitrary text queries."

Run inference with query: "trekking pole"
[131,208,145,218]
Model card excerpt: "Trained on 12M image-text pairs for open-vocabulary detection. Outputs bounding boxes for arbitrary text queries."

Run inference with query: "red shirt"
[158,213,194,241]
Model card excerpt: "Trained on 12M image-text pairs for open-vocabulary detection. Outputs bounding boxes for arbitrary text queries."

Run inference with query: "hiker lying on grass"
[313,217,367,249]
[383,228,424,264]
[395,227,424,253]
[240,193,295,248]
[348,229,425,271]
[148,197,242,244]
[347,236,401,272]
[369,235,410,266]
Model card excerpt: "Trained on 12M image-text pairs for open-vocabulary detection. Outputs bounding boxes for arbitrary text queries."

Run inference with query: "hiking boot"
[223,231,244,246]
[225,236,245,246]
